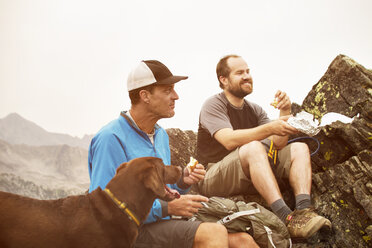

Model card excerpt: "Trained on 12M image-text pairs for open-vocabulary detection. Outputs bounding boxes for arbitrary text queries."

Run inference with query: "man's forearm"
[214,123,274,151]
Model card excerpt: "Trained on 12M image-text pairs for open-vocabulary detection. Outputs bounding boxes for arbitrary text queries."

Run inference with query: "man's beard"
[227,80,252,98]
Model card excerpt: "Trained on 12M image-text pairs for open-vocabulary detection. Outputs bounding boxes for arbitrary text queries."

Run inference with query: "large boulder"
[301,54,372,121]
[167,54,372,247]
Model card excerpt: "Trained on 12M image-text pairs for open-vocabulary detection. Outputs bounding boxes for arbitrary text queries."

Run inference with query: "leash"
[288,136,320,156]
[103,188,141,226]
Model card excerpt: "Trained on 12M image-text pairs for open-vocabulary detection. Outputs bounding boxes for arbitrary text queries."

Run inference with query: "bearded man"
[196,54,331,239]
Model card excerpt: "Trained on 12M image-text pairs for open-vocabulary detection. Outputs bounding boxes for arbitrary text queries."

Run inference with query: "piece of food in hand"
[186,157,198,173]
[270,98,279,108]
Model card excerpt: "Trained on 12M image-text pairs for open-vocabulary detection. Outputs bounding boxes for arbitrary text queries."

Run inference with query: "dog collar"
[103,188,140,226]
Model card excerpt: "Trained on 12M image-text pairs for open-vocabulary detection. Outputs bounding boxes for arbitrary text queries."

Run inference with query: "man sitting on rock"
[88,59,259,248]
[196,54,332,239]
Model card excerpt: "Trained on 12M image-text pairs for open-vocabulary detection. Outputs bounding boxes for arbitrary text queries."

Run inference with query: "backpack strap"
[218,208,261,224]
[263,225,292,248]
[263,225,276,248]
[218,208,293,248]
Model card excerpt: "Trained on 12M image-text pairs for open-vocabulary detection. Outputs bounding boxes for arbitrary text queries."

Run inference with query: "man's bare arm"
[214,118,298,151]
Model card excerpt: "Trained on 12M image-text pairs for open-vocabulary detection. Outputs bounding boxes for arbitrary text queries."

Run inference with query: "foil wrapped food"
[287,112,321,136]
[287,111,354,136]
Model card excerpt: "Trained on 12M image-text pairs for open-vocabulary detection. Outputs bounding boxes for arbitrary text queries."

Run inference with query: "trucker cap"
[127,60,188,91]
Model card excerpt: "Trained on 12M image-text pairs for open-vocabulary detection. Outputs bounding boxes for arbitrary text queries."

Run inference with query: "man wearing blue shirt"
[88,60,258,248]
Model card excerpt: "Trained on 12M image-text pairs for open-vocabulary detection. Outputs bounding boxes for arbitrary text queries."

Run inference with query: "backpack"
[189,196,292,248]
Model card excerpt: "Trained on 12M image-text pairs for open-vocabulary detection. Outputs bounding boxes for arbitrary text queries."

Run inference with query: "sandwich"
[186,157,198,173]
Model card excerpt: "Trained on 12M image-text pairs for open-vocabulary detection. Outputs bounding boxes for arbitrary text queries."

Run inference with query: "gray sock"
[271,198,292,223]
[295,194,311,210]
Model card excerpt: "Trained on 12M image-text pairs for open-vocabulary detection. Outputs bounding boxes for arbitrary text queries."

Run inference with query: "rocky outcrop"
[167,55,372,247]
[291,55,372,247]
[301,54,372,122]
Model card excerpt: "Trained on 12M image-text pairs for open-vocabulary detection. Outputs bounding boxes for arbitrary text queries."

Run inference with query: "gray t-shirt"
[196,92,271,165]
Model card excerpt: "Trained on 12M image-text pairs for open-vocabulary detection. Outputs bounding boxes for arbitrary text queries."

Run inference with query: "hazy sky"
[1,0,371,137]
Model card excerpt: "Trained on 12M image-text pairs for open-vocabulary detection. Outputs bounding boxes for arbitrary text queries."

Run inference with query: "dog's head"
[113,157,182,201]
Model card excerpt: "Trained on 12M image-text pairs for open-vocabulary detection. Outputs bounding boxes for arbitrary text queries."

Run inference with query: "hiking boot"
[286,208,332,239]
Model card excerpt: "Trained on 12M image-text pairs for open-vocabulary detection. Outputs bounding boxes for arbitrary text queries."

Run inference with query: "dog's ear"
[116,162,128,174]
[142,160,166,198]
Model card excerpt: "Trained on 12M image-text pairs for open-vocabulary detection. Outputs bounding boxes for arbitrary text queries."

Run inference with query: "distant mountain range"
[0,113,92,199]
[0,113,93,150]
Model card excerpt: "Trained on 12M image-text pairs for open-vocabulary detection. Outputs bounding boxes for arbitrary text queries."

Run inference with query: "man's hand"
[183,163,206,185]
[274,90,291,114]
[168,194,208,217]
[270,115,298,136]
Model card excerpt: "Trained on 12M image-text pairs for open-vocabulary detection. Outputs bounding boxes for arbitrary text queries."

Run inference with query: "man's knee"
[228,232,259,248]
[290,142,310,158]
[239,141,266,157]
[193,223,228,248]
[239,141,268,171]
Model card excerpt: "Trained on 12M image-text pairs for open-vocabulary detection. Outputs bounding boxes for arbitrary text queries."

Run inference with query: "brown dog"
[0,157,182,248]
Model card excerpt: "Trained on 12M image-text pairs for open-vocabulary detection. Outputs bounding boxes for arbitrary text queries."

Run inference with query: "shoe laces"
[286,208,317,227]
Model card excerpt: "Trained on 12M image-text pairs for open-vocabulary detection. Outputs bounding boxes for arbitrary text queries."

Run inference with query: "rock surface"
[167,55,372,247]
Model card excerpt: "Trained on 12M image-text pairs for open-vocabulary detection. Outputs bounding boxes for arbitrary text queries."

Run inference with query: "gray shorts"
[134,219,201,248]
[197,144,292,197]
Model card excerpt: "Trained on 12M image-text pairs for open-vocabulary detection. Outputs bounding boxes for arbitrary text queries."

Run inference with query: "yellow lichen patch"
[315,81,327,92]
[303,105,324,120]
[315,92,325,104]
[363,235,371,242]
[324,150,333,161]
[331,202,340,210]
